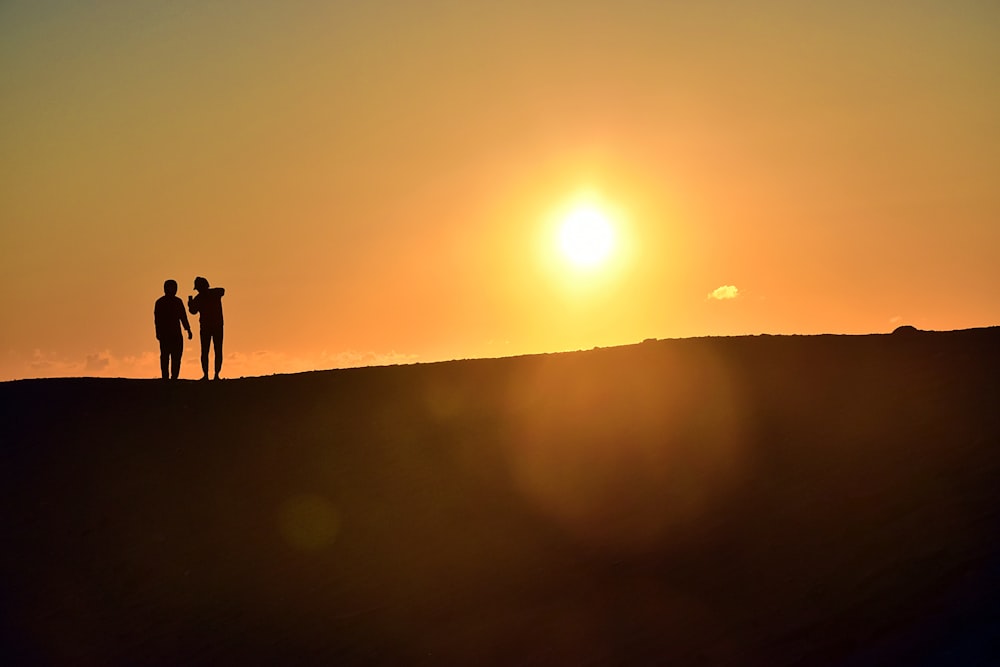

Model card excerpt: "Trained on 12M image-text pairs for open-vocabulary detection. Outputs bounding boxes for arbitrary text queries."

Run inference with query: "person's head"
[163,279,178,296]
[194,276,210,292]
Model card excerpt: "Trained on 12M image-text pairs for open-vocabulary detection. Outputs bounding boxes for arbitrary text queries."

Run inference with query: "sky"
[2,0,998,381]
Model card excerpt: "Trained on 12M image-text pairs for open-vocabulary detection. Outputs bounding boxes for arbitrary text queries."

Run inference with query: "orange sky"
[2,1,998,381]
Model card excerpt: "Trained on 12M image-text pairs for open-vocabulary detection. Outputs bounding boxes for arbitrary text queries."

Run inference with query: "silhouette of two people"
[154,276,226,380]
[154,279,193,380]
[188,276,226,381]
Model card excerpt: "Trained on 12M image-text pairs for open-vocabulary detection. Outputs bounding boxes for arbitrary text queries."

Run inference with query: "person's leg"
[200,329,210,379]
[159,340,170,380]
[213,327,224,379]
[171,339,183,380]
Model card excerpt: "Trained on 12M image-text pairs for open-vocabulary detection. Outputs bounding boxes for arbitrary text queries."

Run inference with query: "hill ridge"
[2,327,999,664]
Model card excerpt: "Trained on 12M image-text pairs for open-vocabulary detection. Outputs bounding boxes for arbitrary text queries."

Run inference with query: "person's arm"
[188,294,198,314]
[213,287,225,297]
[179,300,193,339]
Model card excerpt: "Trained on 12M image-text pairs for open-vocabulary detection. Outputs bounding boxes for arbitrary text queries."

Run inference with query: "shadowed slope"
[2,329,1000,665]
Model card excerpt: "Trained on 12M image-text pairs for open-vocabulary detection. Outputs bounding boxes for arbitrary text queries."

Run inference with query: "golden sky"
[2,1,998,380]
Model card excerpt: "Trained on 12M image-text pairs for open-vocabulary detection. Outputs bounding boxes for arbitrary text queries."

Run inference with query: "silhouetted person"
[188,276,225,380]
[154,279,192,380]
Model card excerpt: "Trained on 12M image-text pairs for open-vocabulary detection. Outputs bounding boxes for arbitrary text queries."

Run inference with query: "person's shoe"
[213,374,221,381]
[201,374,209,381]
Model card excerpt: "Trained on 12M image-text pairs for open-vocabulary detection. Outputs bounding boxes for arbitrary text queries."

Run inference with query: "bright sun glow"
[558,204,616,268]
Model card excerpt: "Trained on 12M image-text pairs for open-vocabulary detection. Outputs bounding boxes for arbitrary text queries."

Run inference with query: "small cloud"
[889,315,902,324]
[28,349,57,371]
[708,285,740,301]
[85,352,110,372]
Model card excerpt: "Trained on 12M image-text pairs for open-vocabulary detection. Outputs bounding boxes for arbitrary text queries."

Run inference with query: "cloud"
[2,347,421,382]
[708,285,739,301]
[328,349,420,369]
[224,349,420,377]
[27,349,58,372]
[24,349,159,379]
[85,352,111,372]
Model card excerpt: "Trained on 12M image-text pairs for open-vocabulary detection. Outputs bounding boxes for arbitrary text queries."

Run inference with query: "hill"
[3,329,1000,665]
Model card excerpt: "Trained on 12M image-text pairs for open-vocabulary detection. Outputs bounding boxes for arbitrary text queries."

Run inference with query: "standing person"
[154,279,193,380]
[188,276,225,380]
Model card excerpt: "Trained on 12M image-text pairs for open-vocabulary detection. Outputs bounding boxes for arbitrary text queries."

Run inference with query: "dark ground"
[2,329,1000,665]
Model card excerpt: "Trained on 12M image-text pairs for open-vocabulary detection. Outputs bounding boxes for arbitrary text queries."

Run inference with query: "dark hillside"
[2,329,1000,665]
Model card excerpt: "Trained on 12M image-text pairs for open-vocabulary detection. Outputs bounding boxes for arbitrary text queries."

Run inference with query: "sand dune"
[2,329,999,665]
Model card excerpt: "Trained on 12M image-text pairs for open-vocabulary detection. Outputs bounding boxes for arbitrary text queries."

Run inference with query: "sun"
[558,204,616,268]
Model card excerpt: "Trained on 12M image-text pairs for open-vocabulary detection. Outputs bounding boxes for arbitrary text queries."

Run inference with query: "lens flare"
[504,346,747,553]
[278,494,340,551]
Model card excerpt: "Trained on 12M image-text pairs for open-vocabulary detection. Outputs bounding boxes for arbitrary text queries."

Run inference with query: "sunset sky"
[2,0,998,381]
